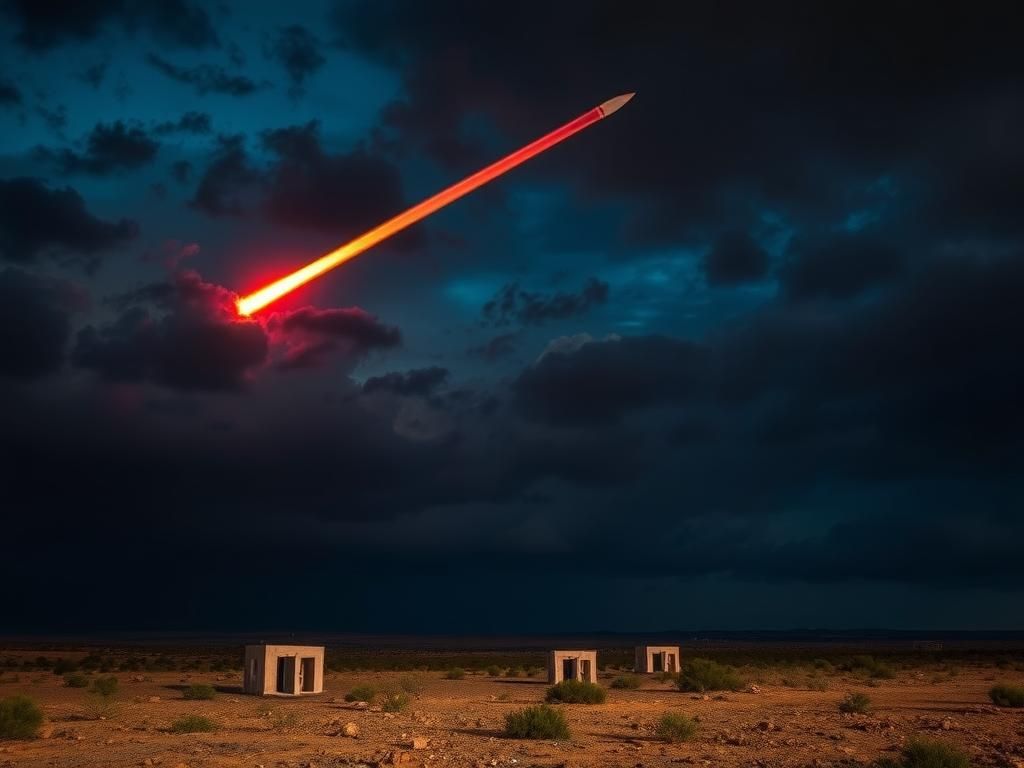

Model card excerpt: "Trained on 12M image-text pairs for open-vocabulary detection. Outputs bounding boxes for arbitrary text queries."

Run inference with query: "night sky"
[2,2,1023,634]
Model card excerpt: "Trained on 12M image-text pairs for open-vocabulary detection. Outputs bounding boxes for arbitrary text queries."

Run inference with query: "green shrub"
[345,684,377,703]
[183,684,216,700]
[64,673,89,688]
[610,675,642,690]
[379,689,410,713]
[807,676,829,691]
[677,659,744,692]
[545,680,606,704]
[169,714,217,734]
[890,737,970,768]
[848,655,895,679]
[90,676,119,699]
[0,695,44,739]
[813,658,835,673]
[656,711,698,743]
[506,667,522,678]
[989,683,1024,707]
[839,692,872,714]
[445,668,465,680]
[486,665,503,677]
[52,658,78,675]
[398,674,427,695]
[504,705,569,739]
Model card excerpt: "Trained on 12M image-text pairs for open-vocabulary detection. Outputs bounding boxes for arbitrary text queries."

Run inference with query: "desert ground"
[1,647,1023,768]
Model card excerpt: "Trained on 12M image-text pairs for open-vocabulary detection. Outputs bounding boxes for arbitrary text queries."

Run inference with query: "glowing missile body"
[236,93,634,316]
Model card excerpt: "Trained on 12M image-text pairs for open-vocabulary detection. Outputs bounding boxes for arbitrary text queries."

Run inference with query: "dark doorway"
[652,653,664,672]
[276,656,296,694]
[667,653,676,672]
[562,658,575,680]
[580,659,591,681]
[300,657,315,692]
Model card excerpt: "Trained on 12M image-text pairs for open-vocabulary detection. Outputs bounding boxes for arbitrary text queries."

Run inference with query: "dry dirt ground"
[2,665,1023,768]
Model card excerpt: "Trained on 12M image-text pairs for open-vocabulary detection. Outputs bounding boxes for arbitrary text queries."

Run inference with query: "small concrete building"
[547,649,598,684]
[635,645,680,674]
[243,644,324,696]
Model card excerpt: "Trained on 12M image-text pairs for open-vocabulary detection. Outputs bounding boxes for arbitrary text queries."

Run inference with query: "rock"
[384,751,412,765]
[757,721,773,731]
[38,724,54,739]
[148,696,161,703]
[941,718,954,730]
[342,722,360,738]
[409,737,429,750]
[383,712,396,719]
[748,684,761,694]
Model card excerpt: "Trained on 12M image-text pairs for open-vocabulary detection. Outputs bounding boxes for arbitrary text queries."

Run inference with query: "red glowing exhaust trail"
[236,93,635,316]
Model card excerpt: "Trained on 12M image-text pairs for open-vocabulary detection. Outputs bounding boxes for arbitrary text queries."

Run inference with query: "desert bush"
[545,680,606,704]
[52,658,78,675]
[486,665,503,677]
[345,684,377,702]
[677,659,744,692]
[656,711,698,743]
[504,704,570,739]
[807,676,829,691]
[90,676,119,698]
[445,668,465,680]
[813,659,835,673]
[848,655,895,679]
[839,692,872,714]
[989,683,1024,707]
[183,684,216,700]
[379,689,410,713]
[170,714,217,733]
[64,673,89,688]
[506,667,522,678]
[398,674,427,695]
[610,675,642,690]
[877,736,970,768]
[657,670,677,683]
[0,695,44,739]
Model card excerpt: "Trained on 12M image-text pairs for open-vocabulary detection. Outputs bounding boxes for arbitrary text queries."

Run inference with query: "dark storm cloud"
[189,135,262,216]
[780,232,904,302]
[74,271,268,391]
[39,120,160,175]
[483,278,608,327]
[330,2,1024,250]
[171,159,191,183]
[514,334,709,425]
[77,59,109,88]
[0,267,83,378]
[0,79,21,106]
[3,0,218,51]
[269,306,401,370]
[363,366,448,397]
[260,122,412,240]
[704,230,769,286]
[146,53,259,96]
[267,25,325,91]
[0,177,138,267]
[154,111,212,134]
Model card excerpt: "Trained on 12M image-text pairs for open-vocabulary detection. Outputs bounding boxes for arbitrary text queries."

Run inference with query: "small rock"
[148,696,161,703]
[342,722,360,738]
[38,724,54,739]
[409,737,429,750]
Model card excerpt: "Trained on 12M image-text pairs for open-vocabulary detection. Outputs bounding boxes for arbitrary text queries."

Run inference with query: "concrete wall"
[634,645,680,674]
[547,650,598,684]
[243,645,325,696]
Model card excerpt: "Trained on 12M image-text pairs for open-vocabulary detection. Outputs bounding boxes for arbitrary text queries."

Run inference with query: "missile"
[236,93,635,316]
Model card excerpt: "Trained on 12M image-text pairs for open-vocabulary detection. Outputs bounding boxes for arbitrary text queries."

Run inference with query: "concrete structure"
[243,644,324,696]
[547,649,598,684]
[635,645,680,674]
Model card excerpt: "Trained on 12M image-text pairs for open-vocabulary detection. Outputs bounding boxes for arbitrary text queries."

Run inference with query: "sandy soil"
[2,666,1023,768]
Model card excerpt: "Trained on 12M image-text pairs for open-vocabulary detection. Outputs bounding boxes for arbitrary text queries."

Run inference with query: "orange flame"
[236,94,634,316]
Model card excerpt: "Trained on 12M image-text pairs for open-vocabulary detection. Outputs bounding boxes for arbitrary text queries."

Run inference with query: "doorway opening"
[562,658,576,680]
[652,652,664,672]
[300,657,315,692]
[276,656,296,694]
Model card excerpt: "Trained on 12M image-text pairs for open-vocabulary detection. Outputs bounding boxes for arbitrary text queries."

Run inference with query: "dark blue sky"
[2,1,1023,633]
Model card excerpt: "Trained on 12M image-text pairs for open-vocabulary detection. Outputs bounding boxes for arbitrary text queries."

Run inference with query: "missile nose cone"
[599,92,635,117]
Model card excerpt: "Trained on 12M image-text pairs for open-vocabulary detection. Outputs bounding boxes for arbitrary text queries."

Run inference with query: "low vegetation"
[379,688,411,713]
[877,736,970,768]
[989,683,1024,707]
[839,692,873,714]
[90,676,119,698]
[847,655,896,679]
[63,673,89,688]
[169,714,217,734]
[677,658,745,692]
[486,665,503,677]
[656,711,698,743]
[504,704,570,739]
[445,668,466,680]
[610,674,642,689]
[398,674,427,695]
[545,680,606,704]
[344,684,377,703]
[0,695,43,739]
[182,683,216,700]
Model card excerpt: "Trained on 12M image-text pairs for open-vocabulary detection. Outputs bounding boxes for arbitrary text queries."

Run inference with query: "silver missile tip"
[599,92,635,117]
